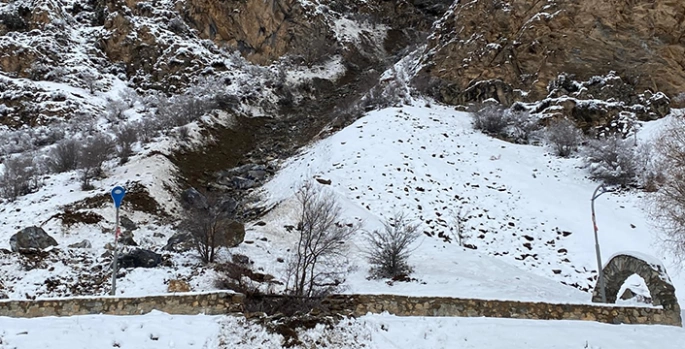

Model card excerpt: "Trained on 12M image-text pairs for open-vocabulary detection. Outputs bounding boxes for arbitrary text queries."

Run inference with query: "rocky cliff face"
[181,0,331,65]
[421,0,685,105]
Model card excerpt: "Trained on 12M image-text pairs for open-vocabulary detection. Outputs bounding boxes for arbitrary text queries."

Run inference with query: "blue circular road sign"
[111,186,126,208]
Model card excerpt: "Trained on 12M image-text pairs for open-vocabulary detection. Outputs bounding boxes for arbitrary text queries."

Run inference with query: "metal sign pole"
[110,186,126,296]
[591,184,607,303]
[111,207,119,296]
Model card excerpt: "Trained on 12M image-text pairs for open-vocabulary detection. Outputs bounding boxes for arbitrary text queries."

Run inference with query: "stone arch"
[592,253,681,325]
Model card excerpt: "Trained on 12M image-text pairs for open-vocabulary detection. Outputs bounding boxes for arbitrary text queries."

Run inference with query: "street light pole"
[591,183,608,303]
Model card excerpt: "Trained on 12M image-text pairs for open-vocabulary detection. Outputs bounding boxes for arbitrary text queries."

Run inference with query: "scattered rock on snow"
[231,253,252,265]
[68,239,92,249]
[315,177,332,185]
[118,231,138,246]
[164,231,195,252]
[215,164,272,190]
[119,216,138,231]
[9,226,58,253]
[118,249,162,268]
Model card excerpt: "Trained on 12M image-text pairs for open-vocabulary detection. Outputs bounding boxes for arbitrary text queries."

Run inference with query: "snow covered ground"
[245,101,685,305]
[2,100,682,307]
[2,311,684,349]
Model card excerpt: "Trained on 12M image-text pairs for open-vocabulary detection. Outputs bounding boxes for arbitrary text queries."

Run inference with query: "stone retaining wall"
[324,294,683,327]
[0,292,243,318]
[1,292,681,327]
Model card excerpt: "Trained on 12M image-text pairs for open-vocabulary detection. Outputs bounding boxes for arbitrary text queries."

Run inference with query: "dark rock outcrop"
[118,249,162,269]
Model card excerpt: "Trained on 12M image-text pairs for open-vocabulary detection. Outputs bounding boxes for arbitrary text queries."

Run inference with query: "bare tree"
[47,139,80,173]
[651,117,685,263]
[105,98,128,122]
[546,118,583,157]
[79,134,115,190]
[364,212,420,279]
[81,70,100,94]
[287,181,359,298]
[0,154,42,200]
[179,189,240,264]
[118,87,140,108]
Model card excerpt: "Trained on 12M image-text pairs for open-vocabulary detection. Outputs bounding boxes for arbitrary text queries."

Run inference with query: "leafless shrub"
[47,139,80,173]
[68,112,97,134]
[47,66,68,83]
[582,134,637,186]
[81,70,100,94]
[0,131,30,156]
[634,142,664,191]
[135,115,160,143]
[105,98,128,122]
[78,134,115,190]
[364,212,420,279]
[179,190,240,264]
[156,95,213,129]
[472,105,510,136]
[213,261,261,294]
[508,107,540,144]
[176,126,191,144]
[546,118,584,157]
[286,181,359,298]
[114,124,138,163]
[0,154,42,200]
[650,117,685,264]
[450,205,471,246]
[118,88,139,108]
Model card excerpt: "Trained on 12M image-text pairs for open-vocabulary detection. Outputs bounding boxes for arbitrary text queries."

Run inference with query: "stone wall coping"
[0,290,238,304]
[330,294,663,309]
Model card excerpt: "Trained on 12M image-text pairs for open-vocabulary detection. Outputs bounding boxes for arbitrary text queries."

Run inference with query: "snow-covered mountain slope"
[244,101,684,305]
[2,312,685,349]
[1,99,680,308]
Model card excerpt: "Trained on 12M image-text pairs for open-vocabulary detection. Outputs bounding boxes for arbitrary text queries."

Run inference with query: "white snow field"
[245,101,685,304]
[1,311,685,349]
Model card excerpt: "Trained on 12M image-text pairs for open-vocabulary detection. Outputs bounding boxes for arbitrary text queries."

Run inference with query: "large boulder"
[9,226,58,252]
[421,0,685,104]
[217,221,246,248]
[117,249,162,269]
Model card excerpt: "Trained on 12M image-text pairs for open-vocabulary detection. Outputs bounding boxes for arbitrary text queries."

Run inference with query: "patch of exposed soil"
[62,182,167,218]
[44,210,104,227]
